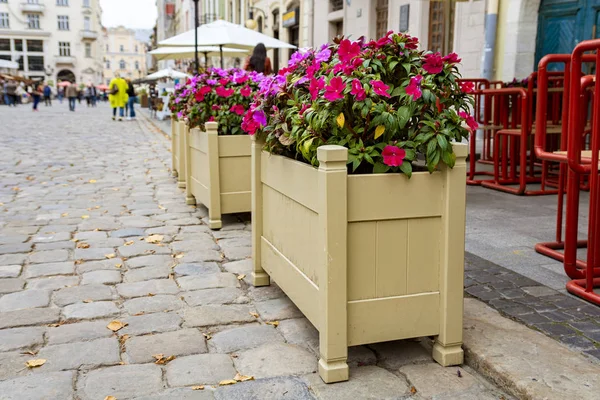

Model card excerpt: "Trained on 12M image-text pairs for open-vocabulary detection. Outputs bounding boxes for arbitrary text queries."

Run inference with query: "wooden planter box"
[185,122,251,229]
[251,136,468,383]
[174,120,187,188]
[171,118,179,178]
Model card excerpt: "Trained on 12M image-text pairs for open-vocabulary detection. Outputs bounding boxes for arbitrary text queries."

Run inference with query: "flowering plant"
[169,68,265,135]
[242,33,476,175]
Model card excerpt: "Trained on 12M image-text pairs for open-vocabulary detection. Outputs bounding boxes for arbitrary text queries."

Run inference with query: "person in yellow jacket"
[108,73,129,121]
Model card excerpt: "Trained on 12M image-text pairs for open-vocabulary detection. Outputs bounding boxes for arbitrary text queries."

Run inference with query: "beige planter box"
[185,121,252,229]
[176,121,188,188]
[251,136,468,383]
[171,118,179,177]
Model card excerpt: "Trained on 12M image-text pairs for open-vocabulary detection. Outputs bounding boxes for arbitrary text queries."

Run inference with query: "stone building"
[102,26,148,85]
[0,0,104,84]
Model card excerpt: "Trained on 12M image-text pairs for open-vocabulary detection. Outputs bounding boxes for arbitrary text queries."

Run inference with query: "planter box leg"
[171,118,178,177]
[317,145,349,383]
[206,122,222,230]
[177,121,186,189]
[251,136,269,287]
[433,144,468,367]
[184,126,196,206]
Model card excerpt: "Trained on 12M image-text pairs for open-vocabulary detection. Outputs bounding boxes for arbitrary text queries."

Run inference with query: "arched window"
[257,16,263,33]
[119,59,125,69]
[106,60,110,69]
[135,61,139,70]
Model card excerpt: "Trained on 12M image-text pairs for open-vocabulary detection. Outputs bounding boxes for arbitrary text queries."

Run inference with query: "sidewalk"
[0,104,598,399]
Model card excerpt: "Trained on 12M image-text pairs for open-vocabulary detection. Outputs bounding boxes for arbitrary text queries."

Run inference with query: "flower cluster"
[169,68,265,135]
[242,32,476,175]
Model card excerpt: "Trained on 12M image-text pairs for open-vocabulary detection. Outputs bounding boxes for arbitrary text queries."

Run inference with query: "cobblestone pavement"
[0,104,514,400]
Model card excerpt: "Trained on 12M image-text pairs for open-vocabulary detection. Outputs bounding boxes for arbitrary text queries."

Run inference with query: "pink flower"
[240,85,252,97]
[234,74,249,84]
[443,52,461,64]
[370,80,390,98]
[459,111,479,131]
[423,53,444,74]
[242,112,259,135]
[338,39,361,63]
[350,79,366,101]
[219,77,230,86]
[375,30,394,48]
[404,35,419,50]
[459,81,475,94]
[215,86,234,98]
[324,77,346,101]
[194,86,211,101]
[382,146,406,167]
[333,58,363,75]
[212,104,220,110]
[309,77,325,101]
[405,75,423,100]
[253,110,267,126]
[230,104,245,115]
[208,116,215,122]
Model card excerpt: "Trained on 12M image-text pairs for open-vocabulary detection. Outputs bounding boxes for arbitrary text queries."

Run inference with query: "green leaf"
[427,140,437,159]
[436,134,449,151]
[397,106,410,129]
[373,162,390,174]
[399,161,412,178]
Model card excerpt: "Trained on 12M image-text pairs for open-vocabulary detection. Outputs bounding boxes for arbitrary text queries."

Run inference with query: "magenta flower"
[338,39,361,63]
[253,110,267,126]
[309,77,325,101]
[459,111,479,132]
[350,79,366,101]
[315,48,331,63]
[215,86,234,98]
[459,81,474,94]
[423,53,444,74]
[234,73,249,84]
[324,77,346,101]
[219,77,230,86]
[405,75,423,100]
[382,146,406,167]
[443,52,461,64]
[240,85,252,97]
[230,104,245,115]
[211,104,220,110]
[370,80,391,98]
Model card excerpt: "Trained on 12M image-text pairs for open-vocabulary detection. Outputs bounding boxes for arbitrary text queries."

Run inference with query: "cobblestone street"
[0,104,521,399]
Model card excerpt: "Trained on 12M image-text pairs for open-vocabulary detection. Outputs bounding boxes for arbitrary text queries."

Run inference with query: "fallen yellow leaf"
[124,241,134,246]
[115,263,123,268]
[107,320,127,332]
[25,359,46,368]
[83,299,93,303]
[266,321,279,327]
[112,188,120,191]
[94,205,100,209]
[71,238,79,242]
[81,215,90,219]
[237,274,246,280]
[175,253,184,259]
[191,386,204,390]
[105,253,116,259]
[153,354,176,364]
[375,125,385,139]
[104,396,116,400]
[410,386,417,394]
[74,259,83,265]
[77,242,90,249]
[12,187,19,191]
[61,213,69,217]
[336,112,345,128]
[158,205,166,210]
[219,379,237,386]
[145,234,164,244]
[234,373,255,382]
[89,179,97,183]
[203,333,212,340]
[249,312,259,318]
[21,350,38,356]
[26,176,34,181]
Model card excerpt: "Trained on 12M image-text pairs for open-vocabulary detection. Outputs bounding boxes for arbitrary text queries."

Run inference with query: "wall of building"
[453,0,486,79]
[102,26,148,85]
[0,0,103,84]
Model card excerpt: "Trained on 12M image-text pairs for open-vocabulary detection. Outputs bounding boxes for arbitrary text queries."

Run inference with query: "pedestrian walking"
[43,84,52,106]
[5,80,17,106]
[2,79,9,106]
[58,86,64,103]
[85,86,92,107]
[15,83,25,104]
[31,82,42,111]
[126,79,137,120]
[90,84,97,107]
[109,74,128,121]
[243,43,273,75]
[66,82,78,111]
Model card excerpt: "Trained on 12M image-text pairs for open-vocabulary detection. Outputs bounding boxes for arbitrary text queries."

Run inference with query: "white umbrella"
[158,20,296,68]
[146,68,189,80]
[149,46,248,66]
[0,59,18,70]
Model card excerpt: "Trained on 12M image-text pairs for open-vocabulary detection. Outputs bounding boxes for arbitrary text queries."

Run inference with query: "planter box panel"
[218,135,252,157]
[177,121,187,188]
[406,217,440,294]
[347,172,444,222]
[261,237,321,329]
[261,152,319,212]
[188,139,210,208]
[262,185,321,286]
[347,292,440,346]
[172,119,179,176]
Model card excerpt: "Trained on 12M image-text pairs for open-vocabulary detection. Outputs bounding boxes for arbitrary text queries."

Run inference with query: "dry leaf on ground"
[25,359,46,368]
[234,373,254,382]
[104,396,116,400]
[89,179,97,183]
[77,242,90,249]
[410,386,417,394]
[21,350,38,356]
[74,259,84,265]
[203,333,212,340]
[83,299,93,303]
[61,213,69,217]
[106,320,127,332]
[266,321,279,327]
[145,234,164,244]
[153,354,176,365]
[191,386,204,390]
[81,215,90,219]
[158,205,166,210]
[124,241,134,246]
[105,253,116,259]
[174,253,184,259]
[249,312,259,318]
[218,380,237,386]
[115,263,122,268]
[237,274,246,280]
[70,238,79,242]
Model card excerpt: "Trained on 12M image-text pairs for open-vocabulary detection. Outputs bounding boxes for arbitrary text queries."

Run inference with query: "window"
[85,43,91,58]
[84,16,90,31]
[428,1,455,54]
[27,0,40,4]
[59,42,71,56]
[27,40,43,52]
[0,39,9,51]
[135,45,138,53]
[330,0,343,12]
[27,14,40,29]
[17,56,24,71]
[375,0,388,39]
[106,60,110,69]
[83,0,90,6]
[28,55,44,71]
[119,59,125,69]
[135,61,139,70]
[14,39,23,51]
[0,0,7,3]
[119,45,124,52]
[0,55,11,61]
[58,15,69,30]
[0,12,9,29]
[56,0,68,5]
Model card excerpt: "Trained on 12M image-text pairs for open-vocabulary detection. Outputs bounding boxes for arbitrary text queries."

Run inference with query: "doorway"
[57,69,75,83]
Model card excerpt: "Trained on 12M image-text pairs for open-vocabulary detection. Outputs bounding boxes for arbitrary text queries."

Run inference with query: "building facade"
[0,0,104,84]
[102,26,148,85]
